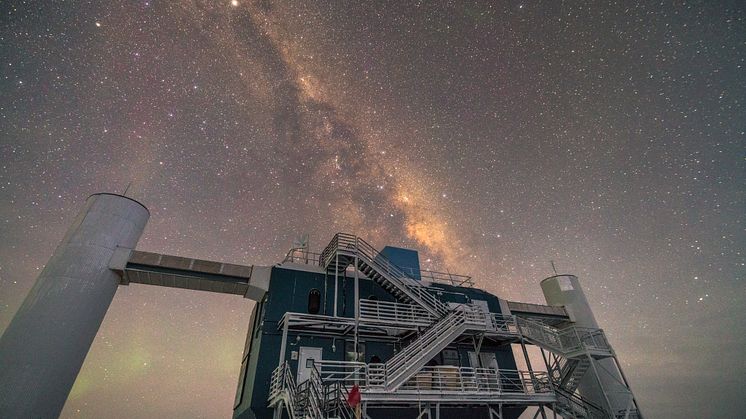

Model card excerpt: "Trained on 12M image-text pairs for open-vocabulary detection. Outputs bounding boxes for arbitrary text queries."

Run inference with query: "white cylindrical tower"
[0,193,149,418]
[541,274,630,415]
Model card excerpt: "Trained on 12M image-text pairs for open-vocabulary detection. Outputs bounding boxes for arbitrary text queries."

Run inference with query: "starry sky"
[0,1,744,418]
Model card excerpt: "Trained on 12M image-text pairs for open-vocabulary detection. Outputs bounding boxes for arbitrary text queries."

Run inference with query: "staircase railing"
[316,360,367,387]
[517,317,611,356]
[324,381,354,419]
[399,266,475,288]
[320,233,450,316]
[554,386,609,419]
[270,362,333,419]
[304,366,326,419]
[269,362,299,418]
[383,309,469,388]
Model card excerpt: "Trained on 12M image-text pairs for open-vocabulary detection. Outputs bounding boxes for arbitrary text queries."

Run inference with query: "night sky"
[1,1,744,418]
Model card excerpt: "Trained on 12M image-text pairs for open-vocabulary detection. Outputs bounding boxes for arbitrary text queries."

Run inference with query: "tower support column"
[0,193,149,418]
[541,274,634,415]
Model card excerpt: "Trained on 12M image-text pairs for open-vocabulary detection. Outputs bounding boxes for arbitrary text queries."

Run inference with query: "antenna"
[550,260,558,276]
[122,182,133,197]
[292,233,310,263]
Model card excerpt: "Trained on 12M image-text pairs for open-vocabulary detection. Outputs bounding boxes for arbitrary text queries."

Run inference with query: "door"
[479,352,500,390]
[297,346,323,384]
[471,299,493,329]
[479,352,498,371]
[467,351,480,368]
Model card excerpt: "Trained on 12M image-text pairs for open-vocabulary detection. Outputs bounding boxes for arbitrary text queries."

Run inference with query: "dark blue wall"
[380,246,422,280]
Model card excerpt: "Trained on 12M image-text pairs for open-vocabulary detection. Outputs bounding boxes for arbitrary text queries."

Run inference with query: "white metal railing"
[313,361,552,397]
[358,298,436,327]
[282,248,323,266]
[488,313,519,334]
[397,367,552,395]
[304,366,325,419]
[554,386,608,418]
[367,363,385,387]
[269,362,300,418]
[399,266,475,288]
[319,233,451,316]
[384,309,469,387]
[272,361,353,419]
[316,360,367,386]
[323,381,355,419]
[517,317,611,356]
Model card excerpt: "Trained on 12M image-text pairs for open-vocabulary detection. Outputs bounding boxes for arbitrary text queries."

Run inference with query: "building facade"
[233,233,642,419]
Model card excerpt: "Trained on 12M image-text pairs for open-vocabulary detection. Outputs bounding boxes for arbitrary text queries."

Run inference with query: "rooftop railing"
[282,248,323,266]
[319,233,452,316]
[398,266,475,288]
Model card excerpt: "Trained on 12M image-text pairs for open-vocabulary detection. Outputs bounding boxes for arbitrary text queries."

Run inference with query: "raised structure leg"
[0,193,149,418]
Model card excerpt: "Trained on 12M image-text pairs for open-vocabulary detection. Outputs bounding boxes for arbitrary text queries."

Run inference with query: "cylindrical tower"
[0,193,149,418]
[541,274,630,415]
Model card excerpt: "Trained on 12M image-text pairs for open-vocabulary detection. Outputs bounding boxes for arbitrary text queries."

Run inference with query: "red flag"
[347,384,361,407]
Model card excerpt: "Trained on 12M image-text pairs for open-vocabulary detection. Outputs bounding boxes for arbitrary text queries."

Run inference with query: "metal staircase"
[517,317,613,359]
[549,356,591,395]
[516,317,641,418]
[553,387,608,419]
[378,307,486,390]
[320,233,450,317]
[270,362,354,419]
[319,233,497,391]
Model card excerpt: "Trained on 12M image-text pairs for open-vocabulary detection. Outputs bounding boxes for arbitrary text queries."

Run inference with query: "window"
[308,289,321,314]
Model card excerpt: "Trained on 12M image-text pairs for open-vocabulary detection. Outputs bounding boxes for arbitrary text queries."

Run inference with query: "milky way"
[1,1,744,418]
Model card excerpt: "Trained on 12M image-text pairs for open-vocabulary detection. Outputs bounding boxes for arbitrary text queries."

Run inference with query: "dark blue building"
[232,234,576,419]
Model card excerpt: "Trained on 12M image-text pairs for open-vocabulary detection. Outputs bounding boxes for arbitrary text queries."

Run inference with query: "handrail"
[305,366,325,419]
[282,248,323,266]
[358,298,436,326]
[381,309,475,388]
[554,386,608,418]
[324,381,355,419]
[320,233,451,316]
[315,360,367,385]
[315,361,552,396]
[488,313,520,334]
[399,266,475,288]
[517,316,612,356]
[269,362,300,418]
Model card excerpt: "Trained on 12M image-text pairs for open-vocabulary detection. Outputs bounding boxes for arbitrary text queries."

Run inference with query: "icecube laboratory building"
[0,194,643,419]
